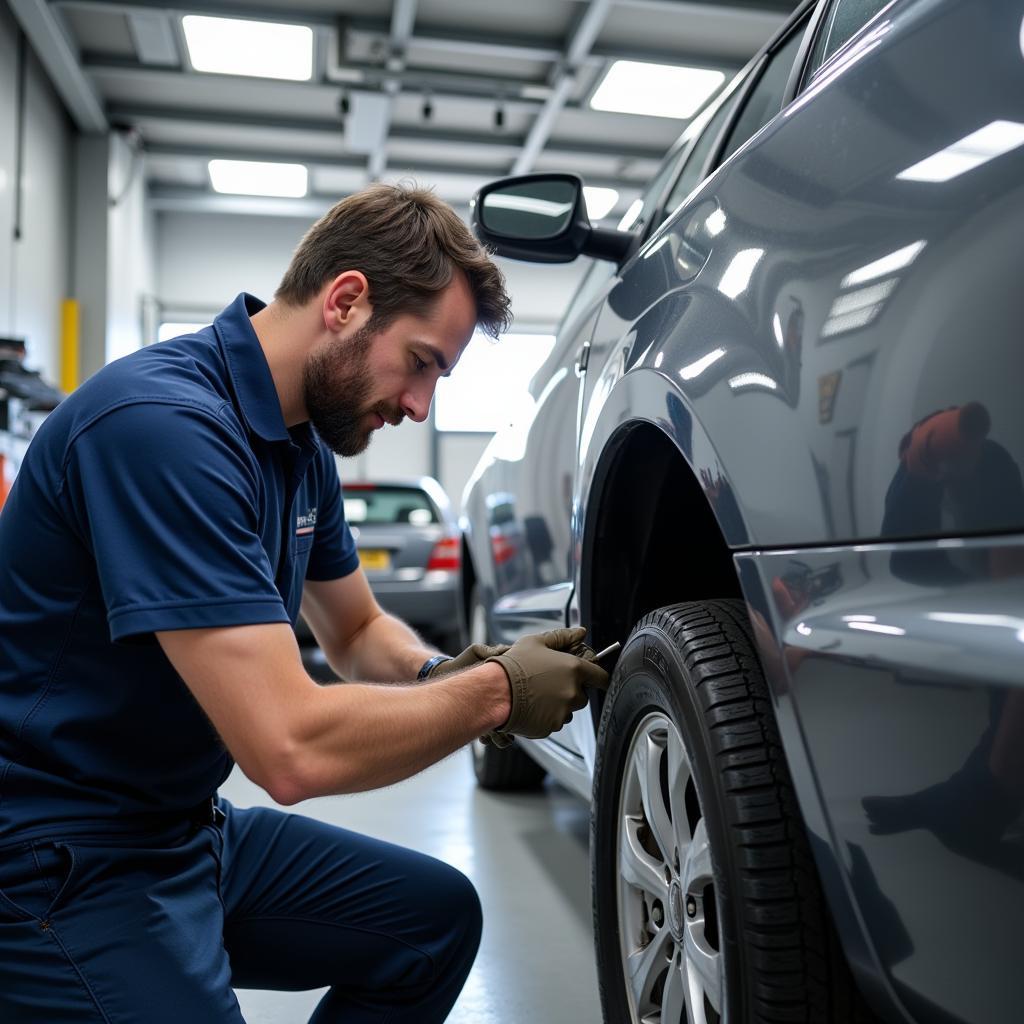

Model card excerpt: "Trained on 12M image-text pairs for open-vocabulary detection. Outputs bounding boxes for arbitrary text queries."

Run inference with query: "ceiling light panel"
[591,61,725,119]
[208,160,308,198]
[182,15,313,81]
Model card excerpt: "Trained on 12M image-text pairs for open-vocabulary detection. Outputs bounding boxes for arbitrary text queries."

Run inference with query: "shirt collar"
[213,293,292,444]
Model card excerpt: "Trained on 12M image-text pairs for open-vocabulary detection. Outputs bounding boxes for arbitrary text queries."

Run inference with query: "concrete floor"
[221,749,602,1023]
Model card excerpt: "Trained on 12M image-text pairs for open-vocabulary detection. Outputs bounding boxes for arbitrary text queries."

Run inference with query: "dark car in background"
[459,0,1024,1021]
[299,476,462,654]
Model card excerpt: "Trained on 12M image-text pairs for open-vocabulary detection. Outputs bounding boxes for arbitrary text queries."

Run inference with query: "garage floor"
[221,750,601,1023]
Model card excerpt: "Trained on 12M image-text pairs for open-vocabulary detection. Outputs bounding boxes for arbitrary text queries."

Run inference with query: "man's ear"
[322,271,371,333]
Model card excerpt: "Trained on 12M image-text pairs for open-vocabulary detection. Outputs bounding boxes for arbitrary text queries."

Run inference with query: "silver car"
[461,0,1024,1021]
[300,476,462,653]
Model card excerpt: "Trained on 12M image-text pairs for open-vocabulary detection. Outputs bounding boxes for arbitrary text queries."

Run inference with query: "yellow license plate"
[358,549,390,571]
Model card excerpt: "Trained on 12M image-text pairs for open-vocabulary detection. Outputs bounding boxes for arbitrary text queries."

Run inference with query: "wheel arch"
[579,419,743,669]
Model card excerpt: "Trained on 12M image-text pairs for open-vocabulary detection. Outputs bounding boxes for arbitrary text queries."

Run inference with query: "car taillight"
[427,536,461,571]
[490,534,516,565]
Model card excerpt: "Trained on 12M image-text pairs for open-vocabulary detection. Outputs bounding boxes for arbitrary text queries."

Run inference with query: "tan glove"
[485,626,609,744]
[425,642,511,678]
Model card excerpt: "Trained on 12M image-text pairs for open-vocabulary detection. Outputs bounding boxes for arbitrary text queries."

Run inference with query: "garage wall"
[0,4,74,384]
[154,208,589,505]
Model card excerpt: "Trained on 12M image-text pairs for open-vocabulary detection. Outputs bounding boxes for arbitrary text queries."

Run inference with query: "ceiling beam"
[144,144,644,193]
[58,0,797,25]
[368,0,419,179]
[62,2,754,74]
[107,103,668,163]
[9,0,107,133]
[512,0,614,175]
[83,56,554,107]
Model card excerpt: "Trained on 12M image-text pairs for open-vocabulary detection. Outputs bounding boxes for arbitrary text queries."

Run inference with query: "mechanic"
[0,183,609,1023]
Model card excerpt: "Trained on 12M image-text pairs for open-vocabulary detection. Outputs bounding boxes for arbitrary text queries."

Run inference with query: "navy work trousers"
[0,799,482,1022]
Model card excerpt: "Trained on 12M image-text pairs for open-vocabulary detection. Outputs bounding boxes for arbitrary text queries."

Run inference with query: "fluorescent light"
[828,279,897,319]
[897,120,1024,183]
[208,159,308,198]
[584,186,619,220]
[728,372,777,392]
[705,208,726,236]
[679,347,726,381]
[591,61,725,119]
[842,240,926,287]
[182,15,313,80]
[618,198,644,231]
[718,248,764,299]
[847,621,906,636]
[772,313,784,347]
[796,622,812,636]
[928,612,1024,630]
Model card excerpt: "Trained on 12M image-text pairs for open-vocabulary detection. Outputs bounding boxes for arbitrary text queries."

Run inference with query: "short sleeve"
[62,401,289,643]
[304,445,360,582]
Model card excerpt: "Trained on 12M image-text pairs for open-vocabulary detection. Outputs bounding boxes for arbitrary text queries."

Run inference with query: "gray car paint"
[462,0,1024,1020]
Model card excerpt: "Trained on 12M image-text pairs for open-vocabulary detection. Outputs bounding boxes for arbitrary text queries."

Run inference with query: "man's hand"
[486,626,609,743]
[426,642,511,678]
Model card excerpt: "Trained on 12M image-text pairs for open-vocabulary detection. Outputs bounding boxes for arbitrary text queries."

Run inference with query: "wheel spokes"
[636,731,676,865]
[621,817,670,900]
[661,958,687,1024]
[625,920,673,1013]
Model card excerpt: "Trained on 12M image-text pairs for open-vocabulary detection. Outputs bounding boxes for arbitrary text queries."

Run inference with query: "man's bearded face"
[302,320,403,456]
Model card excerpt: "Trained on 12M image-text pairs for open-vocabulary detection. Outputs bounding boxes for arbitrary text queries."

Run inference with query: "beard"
[302,320,403,457]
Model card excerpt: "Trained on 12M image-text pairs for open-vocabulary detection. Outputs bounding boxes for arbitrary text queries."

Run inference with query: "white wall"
[153,208,590,504]
[0,4,74,383]
[105,132,155,364]
[156,211,310,318]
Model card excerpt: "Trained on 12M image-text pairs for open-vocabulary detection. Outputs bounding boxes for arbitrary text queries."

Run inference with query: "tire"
[465,584,547,791]
[471,736,547,790]
[592,600,876,1024]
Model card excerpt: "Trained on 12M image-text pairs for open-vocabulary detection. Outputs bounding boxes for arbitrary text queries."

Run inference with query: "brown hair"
[276,182,512,339]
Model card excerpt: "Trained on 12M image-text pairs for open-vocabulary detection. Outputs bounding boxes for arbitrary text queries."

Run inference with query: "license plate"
[358,549,390,571]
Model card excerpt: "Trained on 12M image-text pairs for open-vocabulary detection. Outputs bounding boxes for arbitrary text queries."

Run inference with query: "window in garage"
[158,322,206,342]
[434,332,556,432]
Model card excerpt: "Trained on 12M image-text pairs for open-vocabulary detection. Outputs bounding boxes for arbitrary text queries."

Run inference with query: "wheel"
[466,584,547,791]
[592,600,876,1023]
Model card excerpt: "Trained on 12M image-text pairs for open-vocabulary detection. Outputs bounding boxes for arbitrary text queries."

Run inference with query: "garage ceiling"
[12,0,796,221]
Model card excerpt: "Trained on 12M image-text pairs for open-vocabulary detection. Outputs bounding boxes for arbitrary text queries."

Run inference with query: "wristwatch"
[416,654,453,680]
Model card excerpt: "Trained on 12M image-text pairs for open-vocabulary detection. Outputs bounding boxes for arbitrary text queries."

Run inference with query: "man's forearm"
[328,609,442,682]
[281,661,510,801]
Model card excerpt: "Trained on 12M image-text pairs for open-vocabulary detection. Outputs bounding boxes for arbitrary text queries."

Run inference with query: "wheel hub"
[668,879,685,942]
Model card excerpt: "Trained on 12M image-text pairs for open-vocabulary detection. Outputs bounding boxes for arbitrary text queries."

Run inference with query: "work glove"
[484,626,609,747]
[425,642,511,678]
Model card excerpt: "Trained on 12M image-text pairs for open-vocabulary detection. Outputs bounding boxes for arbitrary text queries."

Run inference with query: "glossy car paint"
[461,1,1024,1020]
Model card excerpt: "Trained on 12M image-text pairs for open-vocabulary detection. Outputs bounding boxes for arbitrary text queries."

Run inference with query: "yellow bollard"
[60,299,80,393]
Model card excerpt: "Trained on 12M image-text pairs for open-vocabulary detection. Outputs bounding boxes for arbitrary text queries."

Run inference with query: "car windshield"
[343,486,439,526]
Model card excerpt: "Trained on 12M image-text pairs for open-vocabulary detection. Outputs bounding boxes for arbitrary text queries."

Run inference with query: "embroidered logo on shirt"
[296,508,318,536]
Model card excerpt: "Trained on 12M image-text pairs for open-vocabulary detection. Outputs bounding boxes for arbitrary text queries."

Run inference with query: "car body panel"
[461,0,1024,1019]
[737,538,1024,1024]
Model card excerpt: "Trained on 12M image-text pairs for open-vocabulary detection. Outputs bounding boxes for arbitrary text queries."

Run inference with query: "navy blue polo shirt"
[0,293,358,844]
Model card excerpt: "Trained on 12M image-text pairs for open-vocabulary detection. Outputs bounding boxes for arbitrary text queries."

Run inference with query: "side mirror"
[472,173,634,264]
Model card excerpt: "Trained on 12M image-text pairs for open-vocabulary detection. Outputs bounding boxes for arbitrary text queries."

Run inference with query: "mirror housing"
[472,173,634,265]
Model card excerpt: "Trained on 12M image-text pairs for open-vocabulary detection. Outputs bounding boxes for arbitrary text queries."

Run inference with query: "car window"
[620,150,688,241]
[663,87,744,216]
[716,24,806,168]
[343,485,438,525]
[807,0,894,75]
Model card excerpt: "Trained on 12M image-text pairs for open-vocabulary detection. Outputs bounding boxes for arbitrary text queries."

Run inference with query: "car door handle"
[575,341,591,377]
